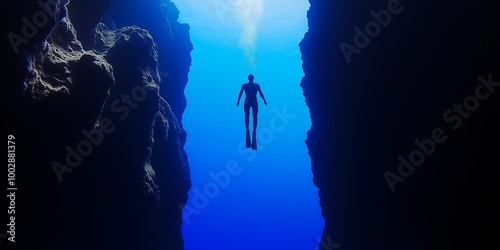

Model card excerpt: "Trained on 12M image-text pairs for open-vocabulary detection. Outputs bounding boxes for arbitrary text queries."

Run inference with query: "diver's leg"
[244,102,251,148]
[244,102,250,132]
[251,103,259,150]
[252,103,259,134]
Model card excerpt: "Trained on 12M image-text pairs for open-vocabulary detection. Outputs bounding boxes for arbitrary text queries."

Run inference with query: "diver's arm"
[258,85,267,106]
[237,85,244,106]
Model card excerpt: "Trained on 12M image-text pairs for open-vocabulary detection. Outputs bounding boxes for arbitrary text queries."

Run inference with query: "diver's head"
[248,74,255,82]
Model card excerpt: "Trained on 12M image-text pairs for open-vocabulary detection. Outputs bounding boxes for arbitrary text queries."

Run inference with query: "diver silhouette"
[237,74,268,150]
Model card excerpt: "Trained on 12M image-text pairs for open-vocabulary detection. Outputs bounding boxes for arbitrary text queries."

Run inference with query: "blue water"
[172,1,323,249]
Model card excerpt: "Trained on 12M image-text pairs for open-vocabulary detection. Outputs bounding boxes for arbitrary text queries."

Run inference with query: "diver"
[237,74,268,150]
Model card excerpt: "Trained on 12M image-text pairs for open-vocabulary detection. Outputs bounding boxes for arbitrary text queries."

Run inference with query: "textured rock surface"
[107,0,193,120]
[4,0,191,249]
[301,0,500,249]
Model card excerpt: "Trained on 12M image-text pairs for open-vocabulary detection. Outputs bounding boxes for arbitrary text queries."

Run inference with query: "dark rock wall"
[3,0,191,249]
[301,0,500,249]
[107,0,193,120]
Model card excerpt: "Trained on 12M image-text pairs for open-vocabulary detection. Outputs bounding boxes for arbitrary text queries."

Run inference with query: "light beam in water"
[234,0,263,70]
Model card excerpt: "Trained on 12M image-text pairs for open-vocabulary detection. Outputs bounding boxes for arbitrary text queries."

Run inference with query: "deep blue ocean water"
[171,1,323,249]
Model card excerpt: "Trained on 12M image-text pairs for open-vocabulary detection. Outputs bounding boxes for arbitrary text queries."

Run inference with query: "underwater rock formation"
[301,0,500,249]
[4,0,191,249]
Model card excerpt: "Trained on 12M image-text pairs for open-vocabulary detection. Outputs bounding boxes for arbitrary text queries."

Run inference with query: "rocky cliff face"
[4,0,191,249]
[301,0,500,249]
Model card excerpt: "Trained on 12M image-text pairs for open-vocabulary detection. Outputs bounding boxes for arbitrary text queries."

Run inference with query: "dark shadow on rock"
[301,0,500,249]
[107,0,193,120]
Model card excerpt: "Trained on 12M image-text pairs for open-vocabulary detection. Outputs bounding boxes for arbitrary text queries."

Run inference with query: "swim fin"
[246,131,251,148]
[251,132,257,150]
